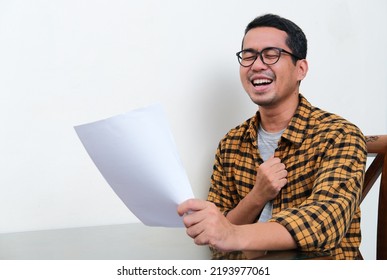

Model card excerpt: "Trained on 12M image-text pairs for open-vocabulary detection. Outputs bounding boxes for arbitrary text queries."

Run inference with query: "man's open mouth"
[252,79,273,86]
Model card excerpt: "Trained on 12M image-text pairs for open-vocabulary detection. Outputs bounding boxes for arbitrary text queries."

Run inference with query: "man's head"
[237,14,308,109]
[243,14,307,63]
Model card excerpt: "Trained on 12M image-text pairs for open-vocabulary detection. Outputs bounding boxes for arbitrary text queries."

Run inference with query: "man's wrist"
[232,224,249,251]
[244,189,266,208]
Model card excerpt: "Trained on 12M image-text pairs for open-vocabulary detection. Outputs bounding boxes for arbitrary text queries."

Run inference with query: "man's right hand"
[225,155,288,225]
[252,155,288,203]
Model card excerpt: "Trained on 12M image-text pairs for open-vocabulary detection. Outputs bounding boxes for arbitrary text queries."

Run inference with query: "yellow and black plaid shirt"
[207,94,367,260]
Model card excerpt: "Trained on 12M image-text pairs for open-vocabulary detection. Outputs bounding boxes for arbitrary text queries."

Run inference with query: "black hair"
[243,14,307,61]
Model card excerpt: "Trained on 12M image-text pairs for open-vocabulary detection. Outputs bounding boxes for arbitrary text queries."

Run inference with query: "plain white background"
[0,0,386,259]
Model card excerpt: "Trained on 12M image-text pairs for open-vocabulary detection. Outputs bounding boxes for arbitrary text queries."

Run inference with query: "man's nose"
[251,55,268,71]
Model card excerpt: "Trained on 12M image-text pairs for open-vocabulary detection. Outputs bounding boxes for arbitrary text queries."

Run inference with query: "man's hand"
[177,199,297,255]
[217,155,288,226]
[251,156,288,202]
[177,199,240,252]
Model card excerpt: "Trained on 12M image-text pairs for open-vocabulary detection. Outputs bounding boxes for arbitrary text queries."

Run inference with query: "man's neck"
[259,94,299,133]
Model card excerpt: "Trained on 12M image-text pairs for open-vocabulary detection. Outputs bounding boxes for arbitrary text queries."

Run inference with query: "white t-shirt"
[257,125,285,222]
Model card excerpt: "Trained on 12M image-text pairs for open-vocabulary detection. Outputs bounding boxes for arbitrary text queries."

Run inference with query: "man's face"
[239,27,307,108]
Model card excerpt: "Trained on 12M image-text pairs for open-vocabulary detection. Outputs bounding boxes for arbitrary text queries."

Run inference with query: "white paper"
[74,103,194,227]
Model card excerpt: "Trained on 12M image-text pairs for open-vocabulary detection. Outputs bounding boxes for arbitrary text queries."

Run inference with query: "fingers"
[179,200,218,228]
[181,204,235,250]
[265,156,285,171]
[177,200,215,245]
[254,156,288,200]
[259,157,287,180]
[277,177,287,189]
[276,169,288,184]
[177,198,207,216]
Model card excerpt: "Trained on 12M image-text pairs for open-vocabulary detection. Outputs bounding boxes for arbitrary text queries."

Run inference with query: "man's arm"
[177,199,297,253]
[226,156,287,225]
[268,129,367,252]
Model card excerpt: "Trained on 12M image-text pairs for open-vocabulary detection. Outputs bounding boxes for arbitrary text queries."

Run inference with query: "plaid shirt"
[207,95,367,260]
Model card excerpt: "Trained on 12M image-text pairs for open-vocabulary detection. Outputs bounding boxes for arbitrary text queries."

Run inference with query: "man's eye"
[263,54,278,60]
[262,49,280,60]
[242,53,256,61]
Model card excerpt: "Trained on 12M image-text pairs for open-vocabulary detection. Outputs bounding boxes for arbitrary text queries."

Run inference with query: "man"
[177,14,367,260]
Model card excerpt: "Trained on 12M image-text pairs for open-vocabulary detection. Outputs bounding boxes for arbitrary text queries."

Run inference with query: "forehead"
[243,27,288,49]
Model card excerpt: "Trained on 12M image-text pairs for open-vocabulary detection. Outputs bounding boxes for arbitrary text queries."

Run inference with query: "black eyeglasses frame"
[236,47,301,67]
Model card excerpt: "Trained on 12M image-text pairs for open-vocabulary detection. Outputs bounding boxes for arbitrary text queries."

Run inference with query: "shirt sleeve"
[269,127,367,252]
[207,140,238,215]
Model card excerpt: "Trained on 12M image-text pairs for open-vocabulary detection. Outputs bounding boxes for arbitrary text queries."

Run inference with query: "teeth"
[253,79,272,86]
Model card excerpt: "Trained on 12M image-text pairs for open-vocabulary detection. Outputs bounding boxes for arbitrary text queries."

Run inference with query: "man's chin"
[248,93,275,107]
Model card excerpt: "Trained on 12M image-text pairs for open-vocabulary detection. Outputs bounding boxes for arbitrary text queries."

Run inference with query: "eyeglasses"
[236,47,301,67]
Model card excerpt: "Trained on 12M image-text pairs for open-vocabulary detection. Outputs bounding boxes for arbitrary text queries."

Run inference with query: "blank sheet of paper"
[74,104,194,227]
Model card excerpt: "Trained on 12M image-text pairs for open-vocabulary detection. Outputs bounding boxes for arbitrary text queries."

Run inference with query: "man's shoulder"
[295,96,365,145]
[214,115,257,154]
[222,115,256,140]
[301,106,365,152]
[300,96,354,128]
[309,105,362,135]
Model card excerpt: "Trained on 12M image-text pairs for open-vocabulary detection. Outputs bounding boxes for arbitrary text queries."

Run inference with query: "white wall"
[0,0,386,259]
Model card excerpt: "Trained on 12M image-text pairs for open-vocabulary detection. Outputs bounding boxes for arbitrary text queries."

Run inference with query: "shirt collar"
[281,94,312,147]
[249,94,312,147]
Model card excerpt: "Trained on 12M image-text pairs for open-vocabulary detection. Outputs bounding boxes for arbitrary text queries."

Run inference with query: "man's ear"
[297,59,308,81]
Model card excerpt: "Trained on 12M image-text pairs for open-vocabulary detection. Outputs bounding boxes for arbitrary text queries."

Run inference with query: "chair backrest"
[360,135,387,260]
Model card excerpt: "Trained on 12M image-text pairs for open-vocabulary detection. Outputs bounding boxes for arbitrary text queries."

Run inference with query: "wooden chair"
[359,135,387,259]
[257,134,387,260]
